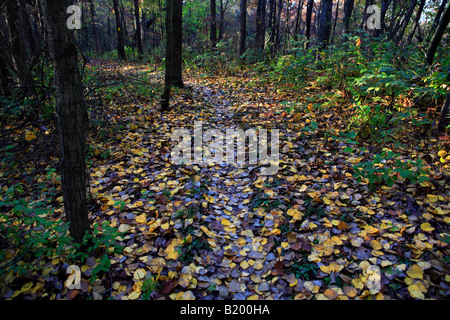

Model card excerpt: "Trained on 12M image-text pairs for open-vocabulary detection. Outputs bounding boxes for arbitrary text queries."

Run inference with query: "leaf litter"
[1,60,449,300]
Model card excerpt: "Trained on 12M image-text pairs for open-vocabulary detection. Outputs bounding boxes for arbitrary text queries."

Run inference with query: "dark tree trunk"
[304,0,314,48]
[427,2,450,65]
[90,0,101,54]
[255,0,267,50]
[218,0,225,41]
[331,0,340,42]
[294,0,304,38]
[113,0,126,60]
[342,0,354,34]
[429,0,448,42]
[406,0,425,45]
[438,91,450,133]
[134,0,144,59]
[239,0,247,56]
[161,0,184,111]
[41,0,90,243]
[394,0,417,45]
[172,0,184,87]
[317,0,333,48]
[210,0,217,48]
[4,0,34,93]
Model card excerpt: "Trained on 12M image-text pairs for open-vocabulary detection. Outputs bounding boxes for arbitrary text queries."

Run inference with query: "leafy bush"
[352,149,430,190]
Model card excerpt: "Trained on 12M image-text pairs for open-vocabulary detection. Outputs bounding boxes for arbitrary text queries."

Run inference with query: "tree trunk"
[113,0,126,60]
[428,0,448,42]
[317,0,333,48]
[274,0,282,53]
[90,0,101,54]
[210,0,217,48]
[41,0,90,243]
[172,0,184,87]
[294,0,304,38]
[304,0,314,48]
[256,0,266,50]
[239,0,247,56]
[427,2,450,65]
[218,0,225,41]
[394,0,417,46]
[4,0,34,93]
[134,0,144,59]
[406,0,425,45]
[331,0,340,42]
[161,0,184,110]
[438,91,450,133]
[342,0,354,34]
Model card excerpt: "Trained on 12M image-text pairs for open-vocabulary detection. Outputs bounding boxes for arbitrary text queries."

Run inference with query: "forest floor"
[1,58,449,300]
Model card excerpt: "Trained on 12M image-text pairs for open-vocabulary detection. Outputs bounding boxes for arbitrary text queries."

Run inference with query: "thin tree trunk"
[427,2,450,65]
[113,0,126,59]
[239,0,247,56]
[406,0,425,45]
[394,0,417,46]
[90,0,101,54]
[331,0,340,42]
[438,91,450,133]
[304,0,314,48]
[210,0,217,48]
[134,0,143,59]
[342,0,354,34]
[429,0,448,42]
[41,0,90,243]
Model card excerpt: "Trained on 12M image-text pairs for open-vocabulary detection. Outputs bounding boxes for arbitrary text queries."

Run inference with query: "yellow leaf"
[176,290,195,300]
[128,291,141,300]
[420,223,434,232]
[323,288,338,300]
[240,260,249,270]
[343,286,357,298]
[370,240,382,251]
[21,282,34,293]
[323,197,331,205]
[438,150,447,157]
[406,265,423,279]
[134,268,147,280]
[221,218,231,226]
[25,130,36,141]
[407,284,424,299]
[135,213,147,224]
[287,208,300,216]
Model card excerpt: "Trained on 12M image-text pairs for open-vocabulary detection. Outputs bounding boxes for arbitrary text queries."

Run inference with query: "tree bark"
[427,2,450,65]
[134,0,144,59]
[239,0,247,56]
[90,0,101,54]
[304,0,314,48]
[406,0,425,45]
[161,0,184,110]
[429,0,448,40]
[342,0,354,34]
[113,0,126,60]
[41,0,90,243]
[394,0,417,45]
[210,0,217,48]
[317,0,333,48]
[438,91,450,133]
[255,0,267,51]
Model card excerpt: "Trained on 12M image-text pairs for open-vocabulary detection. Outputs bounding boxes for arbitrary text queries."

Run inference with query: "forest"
[0,0,449,302]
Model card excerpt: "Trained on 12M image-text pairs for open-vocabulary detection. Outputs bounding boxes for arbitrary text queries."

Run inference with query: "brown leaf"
[272,259,284,276]
[161,278,177,295]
